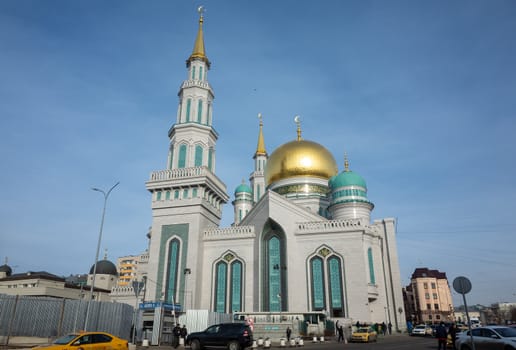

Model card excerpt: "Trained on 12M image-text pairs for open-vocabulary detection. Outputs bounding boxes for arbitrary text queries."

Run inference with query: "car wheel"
[227,340,240,350]
[191,339,201,350]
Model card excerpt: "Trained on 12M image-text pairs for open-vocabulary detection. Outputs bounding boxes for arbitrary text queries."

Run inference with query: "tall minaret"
[145,7,229,308]
[249,113,267,203]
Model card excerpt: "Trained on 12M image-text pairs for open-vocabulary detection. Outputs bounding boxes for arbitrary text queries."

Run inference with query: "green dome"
[234,183,252,195]
[329,170,367,189]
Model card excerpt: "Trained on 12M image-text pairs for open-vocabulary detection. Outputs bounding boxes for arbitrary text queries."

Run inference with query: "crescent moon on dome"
[294,115,300,123]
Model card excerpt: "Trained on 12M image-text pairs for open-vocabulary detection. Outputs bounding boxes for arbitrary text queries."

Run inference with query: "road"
[134,335,442,350]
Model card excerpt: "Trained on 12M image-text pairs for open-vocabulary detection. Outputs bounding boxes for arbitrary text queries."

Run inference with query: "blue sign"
[139,301,182,311]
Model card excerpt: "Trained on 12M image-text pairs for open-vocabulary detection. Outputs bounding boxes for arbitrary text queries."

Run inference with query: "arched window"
[191,66,196,80]
[186,99,191,122]
[178,144,187,168]
[195,145,203,167]
[165,239,180,304]
[230,260,243,312]
[197,100,203,123]
[367,248,375,284]
[214,261,227,313]
[199,66,203,81]
[310,257,325,310]
[213,255,244,313]
[208,148,213,170]
[328,256,344,315]
[308,247,346,317]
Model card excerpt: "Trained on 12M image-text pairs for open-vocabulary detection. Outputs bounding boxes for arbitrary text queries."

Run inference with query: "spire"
[294,115,302,141]
[255,113,267,156]
[187,6,210,68]
[344,152,350,172]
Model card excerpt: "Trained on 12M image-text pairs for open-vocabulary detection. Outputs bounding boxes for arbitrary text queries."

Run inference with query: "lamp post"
[84,181,119,331]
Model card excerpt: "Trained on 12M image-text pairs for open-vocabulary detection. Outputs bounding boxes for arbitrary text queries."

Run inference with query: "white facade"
[143,11,407,332]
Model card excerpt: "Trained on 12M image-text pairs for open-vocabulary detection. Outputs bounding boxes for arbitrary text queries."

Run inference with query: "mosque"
[144,9,406,331]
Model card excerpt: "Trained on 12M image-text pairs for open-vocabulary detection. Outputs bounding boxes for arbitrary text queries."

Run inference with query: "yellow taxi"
[350,327,377,343]
[33,331,128,350]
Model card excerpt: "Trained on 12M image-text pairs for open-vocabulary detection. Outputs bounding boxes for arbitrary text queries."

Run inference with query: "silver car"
[455,325,516,350]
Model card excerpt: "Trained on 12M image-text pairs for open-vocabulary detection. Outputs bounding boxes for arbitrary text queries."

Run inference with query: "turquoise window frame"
[174,190,179,199]
[192,188,198,197]
[230,260,242,312]
[267,236,281,312]
[197,100,203,123]
[156,191,162,201]
[214,262,227,313]
[191,66,196,80]
[186,99,191,122]
[165,191,170,200]
[178,145,187,168]
[310,257,325,310]
[367,248,375,284]
[165,239,180,304]
[199,66,203,80]
[328,256,343,310]
[183,189,188,198]
[208,148,213,170]
[195,145,203,167]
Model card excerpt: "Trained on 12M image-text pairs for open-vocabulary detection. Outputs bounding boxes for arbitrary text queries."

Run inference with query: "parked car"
[350,327,377,343]
[411,324,433,336]
[455,325,516,350]
[186,323,253,350]
[33,331,128,350]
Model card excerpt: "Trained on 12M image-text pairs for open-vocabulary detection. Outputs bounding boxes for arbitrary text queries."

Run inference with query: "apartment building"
[404,267,454,325]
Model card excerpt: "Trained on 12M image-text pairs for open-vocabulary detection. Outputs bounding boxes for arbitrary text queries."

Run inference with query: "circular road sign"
[453,276,472,294]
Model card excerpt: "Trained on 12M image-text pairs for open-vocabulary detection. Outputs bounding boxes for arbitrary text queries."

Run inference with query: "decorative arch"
[212,251,245,313]
[307,245,346,317]
[178,143,187,168]
[164,237,182,304]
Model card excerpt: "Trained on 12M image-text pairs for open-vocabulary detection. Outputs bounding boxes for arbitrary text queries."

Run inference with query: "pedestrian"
[381,322,387,336]
[286,326,292,342]
[448,323,457,350]
[337,325,344,342]
[172,323,181,348]
[388,322,392,335]
[435,322,448,350]
[355,320,360,328]
[180,325,188,344]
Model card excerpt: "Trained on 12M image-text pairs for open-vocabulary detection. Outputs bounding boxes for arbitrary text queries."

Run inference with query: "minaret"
[232,179,253,225]
[249,113,267,203]
[145,8,229,307]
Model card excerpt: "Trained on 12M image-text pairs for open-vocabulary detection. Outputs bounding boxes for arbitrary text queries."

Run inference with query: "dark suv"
[186,323,253,350]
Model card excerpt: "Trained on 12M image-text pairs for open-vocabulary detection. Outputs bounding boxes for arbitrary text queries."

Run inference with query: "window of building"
[197,100,203,123]
[427,303,431,310]
[424,282,428,289]
[178,144,187,168]
[434,304,439,310]
[213,255,243,313]
[433,293,438,299]
[156,191,162,201]
[186,99,191,122]
[165,239,180,304]
[183,189,188,198]
[425,293,430,299]
[431,282,436,289]
[191,66,196,80]
[192,188,198,198]
[165,191,170,200]
[174,190,179,199]
[367,248,375,284]
[199,66,203,81]
[195,145,203,167]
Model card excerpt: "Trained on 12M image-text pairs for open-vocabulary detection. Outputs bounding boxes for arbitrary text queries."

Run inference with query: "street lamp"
[184,268,191,310]
[84,181,119,331]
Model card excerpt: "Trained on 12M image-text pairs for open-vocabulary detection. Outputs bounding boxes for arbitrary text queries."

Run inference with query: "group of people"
[355,320,392,335]
[171,324,188,348]
[435,322,458,350]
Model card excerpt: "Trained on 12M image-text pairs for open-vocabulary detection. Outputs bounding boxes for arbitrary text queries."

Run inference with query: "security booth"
[139,301,182,345]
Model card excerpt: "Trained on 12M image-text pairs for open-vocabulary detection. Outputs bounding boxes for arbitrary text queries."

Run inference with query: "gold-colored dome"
[265,139,338,186]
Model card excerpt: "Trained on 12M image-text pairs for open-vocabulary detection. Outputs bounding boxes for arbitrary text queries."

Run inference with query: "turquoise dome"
[234,183,252,195]
[329,170,367,189]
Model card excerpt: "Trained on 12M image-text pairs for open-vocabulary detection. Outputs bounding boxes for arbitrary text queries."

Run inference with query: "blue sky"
[1,1,515,307]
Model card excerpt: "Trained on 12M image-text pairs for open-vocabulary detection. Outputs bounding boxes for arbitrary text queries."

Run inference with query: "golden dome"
[265,139,338,186]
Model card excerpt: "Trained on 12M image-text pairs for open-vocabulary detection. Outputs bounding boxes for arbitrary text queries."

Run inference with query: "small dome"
[234,182,252,195]
[0,264,12,276]
[90,259,118,276]
[329,170,367,189]
[265,139,338,186]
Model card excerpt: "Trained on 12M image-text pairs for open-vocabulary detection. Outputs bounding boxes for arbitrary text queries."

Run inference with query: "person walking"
[388,322,392,335]
[180,325,188,345]
[286,326,292,342]
[435,322,448,350]
[172,323,181,348]
[337,325,344,342]
[448,323,457,350]
[381,322,387,336]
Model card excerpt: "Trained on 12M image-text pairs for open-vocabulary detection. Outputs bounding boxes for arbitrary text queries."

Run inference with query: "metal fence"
[0,295,133,344]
